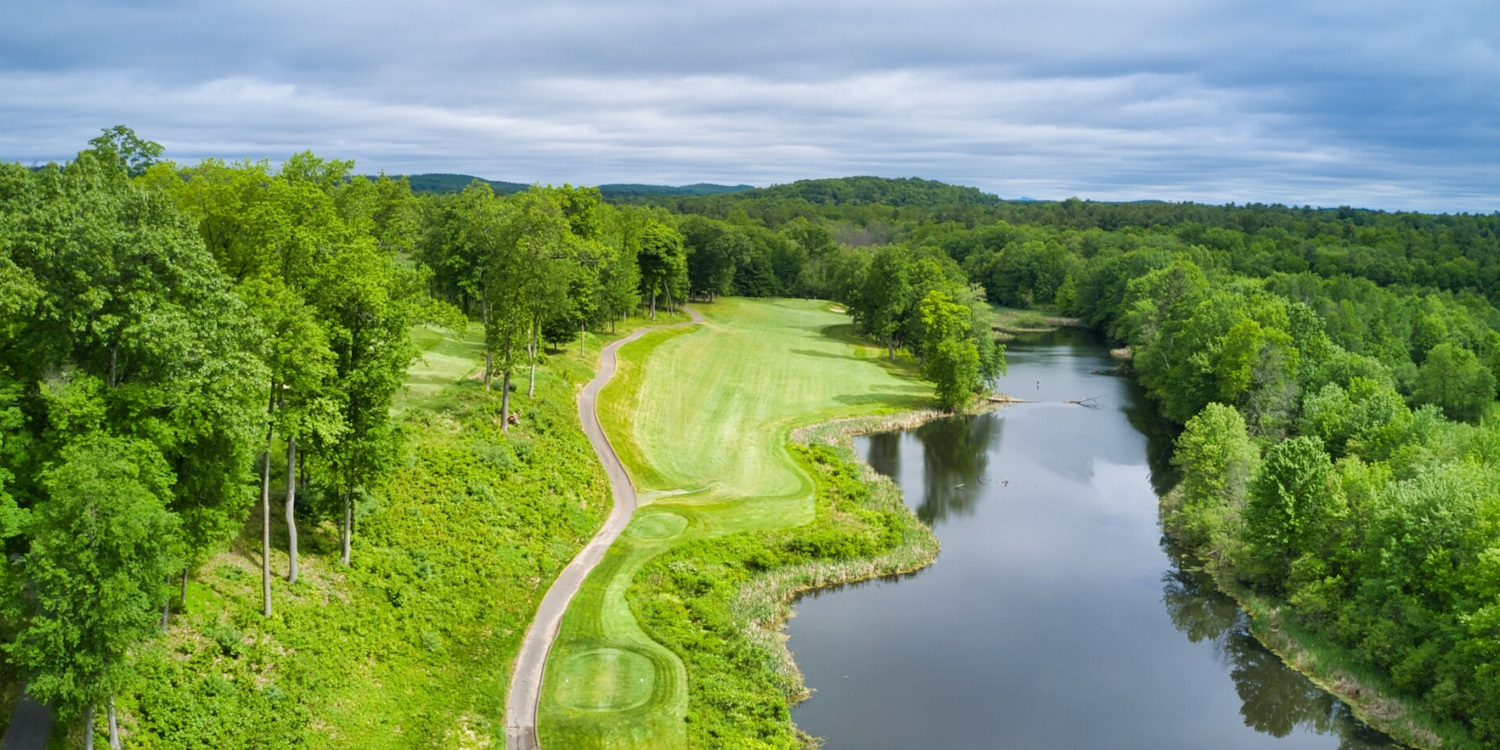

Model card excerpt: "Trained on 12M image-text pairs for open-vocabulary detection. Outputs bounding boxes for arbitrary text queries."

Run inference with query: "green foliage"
[7,435,184,718]
[1414,342,1497,424]
[118,342,609,747]
[920,291,983,411]
[1242,436,1338,591]
[730,176,999,208]
[1168,403,1256,548]
[628,442,930,749]
[637,220,689,314]
[87,125,164,178]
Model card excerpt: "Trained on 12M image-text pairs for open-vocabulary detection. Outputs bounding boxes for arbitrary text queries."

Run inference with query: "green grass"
[539,298,933,749]
[396,322,486,412]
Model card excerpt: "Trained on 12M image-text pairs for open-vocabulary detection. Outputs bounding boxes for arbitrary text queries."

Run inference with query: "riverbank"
[990,306,1082,340]
[1162,488,1478,750]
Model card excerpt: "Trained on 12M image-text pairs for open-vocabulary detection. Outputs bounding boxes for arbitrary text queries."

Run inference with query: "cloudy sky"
[2,0,1496,211]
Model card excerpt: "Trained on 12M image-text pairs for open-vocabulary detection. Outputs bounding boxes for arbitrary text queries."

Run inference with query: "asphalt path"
[0,693,51,750]
[505,307,703,750]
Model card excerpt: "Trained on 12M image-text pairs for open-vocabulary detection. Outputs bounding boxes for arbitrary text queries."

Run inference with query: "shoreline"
[739,402,1008,743]
[1161,488,1468,750]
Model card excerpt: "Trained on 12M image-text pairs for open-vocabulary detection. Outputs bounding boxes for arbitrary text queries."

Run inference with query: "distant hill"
[390,173,754,199]
[597,183,754,198]
[401,173,529,195]
[728,176,1000,207]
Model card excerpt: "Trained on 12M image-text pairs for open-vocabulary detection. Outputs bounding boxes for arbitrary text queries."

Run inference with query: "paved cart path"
[505,307,703,750]
[0,694,50,750]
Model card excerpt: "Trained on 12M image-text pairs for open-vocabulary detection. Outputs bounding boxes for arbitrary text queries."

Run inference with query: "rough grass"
[539,298,935,749]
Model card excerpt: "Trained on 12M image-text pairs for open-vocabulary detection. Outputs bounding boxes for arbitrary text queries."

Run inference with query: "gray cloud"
[1,0,1496,211]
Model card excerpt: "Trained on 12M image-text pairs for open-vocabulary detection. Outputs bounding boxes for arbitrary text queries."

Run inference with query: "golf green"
[537,298,930,748]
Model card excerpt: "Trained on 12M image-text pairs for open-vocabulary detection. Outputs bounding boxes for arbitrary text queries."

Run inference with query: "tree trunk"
[181,567,188,609]
[650,289,657,320]
[528,319,538,398]
[665,285,674,314]
[261,381,276,617]
[285,434,299,584]
[260,435,274,618]
[501,370,512,433]
[482,297,492,391]
[580,319,585,357]
[107,698,120,750]
[84,704,94,750]
[161,592,170,630]
[340,486,352,566]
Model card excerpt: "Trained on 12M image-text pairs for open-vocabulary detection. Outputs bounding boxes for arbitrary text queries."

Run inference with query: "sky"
[1,0,1497,212]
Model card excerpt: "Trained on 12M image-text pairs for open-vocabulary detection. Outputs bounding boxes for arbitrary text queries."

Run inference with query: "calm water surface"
[786,329,1399,749]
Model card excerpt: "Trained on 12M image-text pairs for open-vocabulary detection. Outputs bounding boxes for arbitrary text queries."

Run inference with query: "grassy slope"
[30,319,671,749]
[539,298,931,748]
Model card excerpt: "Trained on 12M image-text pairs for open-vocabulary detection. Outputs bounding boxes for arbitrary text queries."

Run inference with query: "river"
[785,329,1400,749]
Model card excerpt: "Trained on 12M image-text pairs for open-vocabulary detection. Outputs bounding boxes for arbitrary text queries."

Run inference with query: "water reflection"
[1160,544,1395,748]
[1123,379,1182,495]
[914,416,998,524]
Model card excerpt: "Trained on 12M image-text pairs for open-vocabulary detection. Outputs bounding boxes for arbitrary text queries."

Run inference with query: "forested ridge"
[5,125,1500,747]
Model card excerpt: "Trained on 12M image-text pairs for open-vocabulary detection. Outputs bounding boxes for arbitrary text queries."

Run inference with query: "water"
[786,329,1399,749]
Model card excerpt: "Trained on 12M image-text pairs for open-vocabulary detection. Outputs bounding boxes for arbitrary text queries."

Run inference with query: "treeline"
[635,178,1500,743]
[0,129,428,739]
[416,181,686,420]
[651,182,1500,304]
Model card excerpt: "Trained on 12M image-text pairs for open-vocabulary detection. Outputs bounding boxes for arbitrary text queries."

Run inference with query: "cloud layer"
[2,0,1497,211]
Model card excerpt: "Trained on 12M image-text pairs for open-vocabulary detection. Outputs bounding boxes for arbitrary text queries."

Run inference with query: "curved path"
[505,307,703,750]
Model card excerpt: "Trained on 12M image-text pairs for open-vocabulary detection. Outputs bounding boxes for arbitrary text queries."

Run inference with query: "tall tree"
[314,240,419,565]
[87,125,164,178]
[1413,342,1496,424]
[1242,436,1337,592]
[920,290,983,411]
[1,151,266,624]
[637,222,687,319]
[856,246,913,359]
[1170,403,1258,547]
[4,435,184,749]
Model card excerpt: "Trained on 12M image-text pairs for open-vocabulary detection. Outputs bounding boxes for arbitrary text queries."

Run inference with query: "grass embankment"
[1162,489,1479,750]
[539,298,940,749]
[31,318,671,748]
[989,305,1080,340]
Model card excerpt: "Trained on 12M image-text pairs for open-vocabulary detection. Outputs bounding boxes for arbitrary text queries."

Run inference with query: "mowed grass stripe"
[539,298,930,749]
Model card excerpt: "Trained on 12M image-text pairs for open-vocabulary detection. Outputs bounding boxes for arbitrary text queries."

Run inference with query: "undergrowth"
[61,357,611,748]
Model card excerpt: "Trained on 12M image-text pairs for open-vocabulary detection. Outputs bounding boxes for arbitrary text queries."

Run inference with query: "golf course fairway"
[537,297,932,748]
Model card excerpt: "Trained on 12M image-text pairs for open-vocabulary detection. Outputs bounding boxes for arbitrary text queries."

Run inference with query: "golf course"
[536,297,935,748]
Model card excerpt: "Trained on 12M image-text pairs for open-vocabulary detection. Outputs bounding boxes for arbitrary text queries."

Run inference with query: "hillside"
[393,173,753,199]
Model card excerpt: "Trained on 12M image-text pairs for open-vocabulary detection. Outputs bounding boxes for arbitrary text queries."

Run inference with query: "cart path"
[504,307,703,750]
[0,693,51,750]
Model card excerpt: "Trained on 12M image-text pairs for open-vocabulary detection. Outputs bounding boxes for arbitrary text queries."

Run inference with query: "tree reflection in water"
[1160,540,1395,749]
[913,415,998,525]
